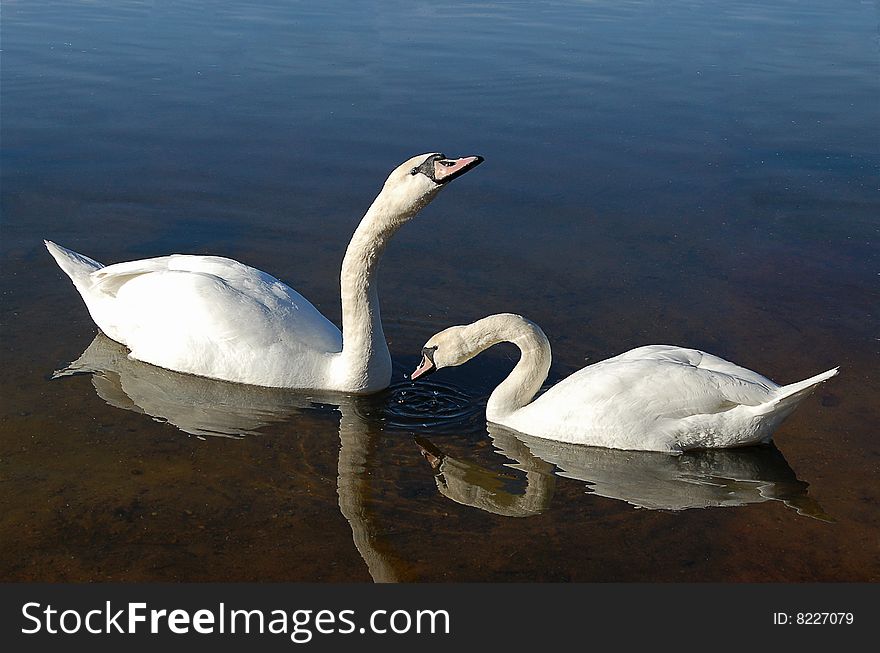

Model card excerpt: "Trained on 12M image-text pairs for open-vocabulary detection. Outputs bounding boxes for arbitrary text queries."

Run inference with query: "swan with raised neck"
[332,153,483,390]
[411,313,838,452]
[46,152,483,392]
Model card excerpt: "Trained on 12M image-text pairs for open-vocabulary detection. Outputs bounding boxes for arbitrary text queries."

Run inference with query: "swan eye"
[422,345,438,363]
[412,154,444,178]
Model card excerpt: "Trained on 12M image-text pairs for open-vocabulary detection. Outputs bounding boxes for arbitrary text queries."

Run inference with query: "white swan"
[411,313,838,452]
[45,152,483,392]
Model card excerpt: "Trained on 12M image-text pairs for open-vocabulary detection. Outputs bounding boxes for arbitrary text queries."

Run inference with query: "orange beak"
[433,155,484,183]
[410,355,436,381]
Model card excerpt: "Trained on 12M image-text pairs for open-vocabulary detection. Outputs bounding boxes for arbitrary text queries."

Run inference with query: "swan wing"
[511,347,782,449]
[544,350,778,419]
[605,344,777,388]
[86,255,342,385]
[504,345,826,451]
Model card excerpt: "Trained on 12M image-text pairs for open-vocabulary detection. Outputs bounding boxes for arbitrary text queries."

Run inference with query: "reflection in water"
[55,333,329,437]
[53,332,417,581]
[418,425,832,521]
[416,436,555,518]
[51,333,833,585]
[336,408,405,583]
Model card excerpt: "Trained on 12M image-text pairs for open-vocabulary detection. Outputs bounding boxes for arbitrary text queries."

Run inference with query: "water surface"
[2,0,878,581]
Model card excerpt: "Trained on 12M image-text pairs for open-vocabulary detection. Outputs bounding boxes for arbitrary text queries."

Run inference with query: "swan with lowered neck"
[45,152,482,392]
[411,313,838,452]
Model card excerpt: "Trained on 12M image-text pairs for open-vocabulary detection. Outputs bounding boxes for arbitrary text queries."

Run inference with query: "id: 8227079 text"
[772,612,854,625]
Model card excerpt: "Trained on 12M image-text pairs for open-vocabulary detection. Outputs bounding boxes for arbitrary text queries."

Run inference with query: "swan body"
[46,152,482,392]
[412,313,838,452]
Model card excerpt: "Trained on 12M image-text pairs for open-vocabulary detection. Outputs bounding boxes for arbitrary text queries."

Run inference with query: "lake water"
[2,0,878,582]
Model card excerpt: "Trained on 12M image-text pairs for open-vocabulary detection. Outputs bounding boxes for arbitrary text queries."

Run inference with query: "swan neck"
[337,194,418,388]
[474,315,552,422]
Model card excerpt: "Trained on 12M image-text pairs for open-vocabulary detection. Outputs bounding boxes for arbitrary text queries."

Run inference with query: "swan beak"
[410,355,436,380]
[433,155,484,184]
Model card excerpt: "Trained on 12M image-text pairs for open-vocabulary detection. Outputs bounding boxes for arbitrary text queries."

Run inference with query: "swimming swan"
[45,152,483,392]
[411,313,838,452]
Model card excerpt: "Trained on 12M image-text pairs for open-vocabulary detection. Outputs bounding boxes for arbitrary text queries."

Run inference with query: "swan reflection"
[54,333,328,437]
[416,435,555,517]
[418,424,831,521]
[54,332,409,581]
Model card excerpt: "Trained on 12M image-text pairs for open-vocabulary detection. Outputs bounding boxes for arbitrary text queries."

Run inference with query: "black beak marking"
[411,154,443,177]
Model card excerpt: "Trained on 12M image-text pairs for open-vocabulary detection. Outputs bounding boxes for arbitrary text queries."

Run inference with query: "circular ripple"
[383,379,483,431]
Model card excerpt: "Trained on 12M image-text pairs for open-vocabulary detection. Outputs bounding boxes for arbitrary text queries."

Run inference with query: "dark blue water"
[2,0,878,581]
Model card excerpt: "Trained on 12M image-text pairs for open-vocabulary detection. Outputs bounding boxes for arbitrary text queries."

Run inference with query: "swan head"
[376,153,484,224]
[410,324,474,380]
[411,314,544,381]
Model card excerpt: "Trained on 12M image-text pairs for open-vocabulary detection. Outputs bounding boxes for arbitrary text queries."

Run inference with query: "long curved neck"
[337,189,433,390]
[465,314,552,422]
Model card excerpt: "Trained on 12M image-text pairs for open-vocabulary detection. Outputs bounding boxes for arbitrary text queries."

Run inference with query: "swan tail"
[758,367,839,417]
[45,240,104,291]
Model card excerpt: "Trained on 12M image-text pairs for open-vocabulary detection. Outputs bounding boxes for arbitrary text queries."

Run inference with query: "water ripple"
[382,379,483,432]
